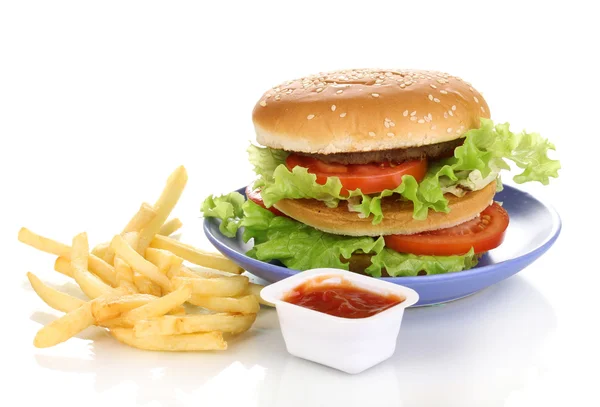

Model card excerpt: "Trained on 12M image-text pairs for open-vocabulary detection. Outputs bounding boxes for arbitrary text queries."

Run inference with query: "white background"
[1,1,599,406]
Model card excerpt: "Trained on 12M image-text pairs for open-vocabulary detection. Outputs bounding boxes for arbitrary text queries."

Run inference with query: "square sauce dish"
[261,268,419,374]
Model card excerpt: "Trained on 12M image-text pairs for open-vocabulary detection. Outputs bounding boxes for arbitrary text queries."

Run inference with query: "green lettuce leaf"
[201,193,478,277]
[366,247,478,277]
[248,118,560,224]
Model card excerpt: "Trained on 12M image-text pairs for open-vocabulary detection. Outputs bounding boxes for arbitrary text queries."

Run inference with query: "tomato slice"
[245,185,287,217]
[285,154,428,195]
[384,203,510,256]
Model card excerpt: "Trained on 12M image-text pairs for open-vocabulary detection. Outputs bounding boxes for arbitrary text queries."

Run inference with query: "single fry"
[138,166,188,253]
[110,328,227,351]
[183,266,238,278]
[122,203,157,234]
[54,256,73,277]
[145,248,183,274]
[172,275,248,297]
[150,235,242,274]
[120,283,192,326]
[114,258,137,294]
[27,272,85,313]
[18,227,70,257]
[91,242,109,259]
[111,235,171,292]
[158,218,183,236]
[246,283,274,307]
[71,234,117,299]
[135,313,257,337]
[188,294,260,314]
[19,228,116,285]
[34,302,95,348]
[91,294,159,323]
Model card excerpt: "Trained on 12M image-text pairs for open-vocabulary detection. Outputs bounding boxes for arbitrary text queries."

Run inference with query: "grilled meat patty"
[298,138,464,165]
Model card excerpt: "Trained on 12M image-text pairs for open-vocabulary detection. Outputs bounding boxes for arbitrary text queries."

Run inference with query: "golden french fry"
[111,235,171,292]
[183,266,237,278]
[19,228,116,285]
[138,166,188,253]
[122,203,157,235]
[171,275,248,297]
[150,235,242,274]
[132,273,159,296]
[34,302,95,348]
[114,258,137,294]
[18,227,70,257]
[54,256,73,277]
[27,272,85,313]
[188,294,260,314]
[246,283,274,307]
[91,242,109,259]
[120,283,192,326]
[145,248,183,274]
[71,233,117,299]
[91,294,159,323]
[158,218,183,236]
[110,328,226,351]
[134,313,257,337]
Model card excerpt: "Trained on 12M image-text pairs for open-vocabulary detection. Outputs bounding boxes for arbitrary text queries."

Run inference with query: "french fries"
[111,328,227,351]
[158,218,183,236]
[187,295,260,314]
[134,313,257,337]
[150,235,243,274]
[21,165,267,352]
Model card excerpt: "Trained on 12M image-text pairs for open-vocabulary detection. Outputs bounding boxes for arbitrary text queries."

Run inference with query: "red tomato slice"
[285,154,428,195]
[384,203,510,256]
[245,185,287,217]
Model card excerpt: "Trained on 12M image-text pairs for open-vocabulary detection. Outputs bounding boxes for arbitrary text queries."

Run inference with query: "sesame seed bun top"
[252,68,491,154]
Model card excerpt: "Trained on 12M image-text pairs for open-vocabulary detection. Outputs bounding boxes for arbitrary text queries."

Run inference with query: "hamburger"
[202,68,560,277]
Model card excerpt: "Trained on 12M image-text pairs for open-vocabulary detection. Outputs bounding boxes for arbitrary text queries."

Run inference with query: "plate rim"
[203,185,562,283]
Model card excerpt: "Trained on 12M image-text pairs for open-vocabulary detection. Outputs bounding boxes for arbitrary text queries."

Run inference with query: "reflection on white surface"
[30,275,554,407]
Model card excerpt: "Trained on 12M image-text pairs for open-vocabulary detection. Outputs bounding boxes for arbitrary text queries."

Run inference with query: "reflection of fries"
[21,165,261,352]
[150,235,242,274]
[158,218,183,236]
[134,313,257,337]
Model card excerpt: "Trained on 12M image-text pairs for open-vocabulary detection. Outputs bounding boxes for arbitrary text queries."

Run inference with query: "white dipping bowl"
[261,268,419,374]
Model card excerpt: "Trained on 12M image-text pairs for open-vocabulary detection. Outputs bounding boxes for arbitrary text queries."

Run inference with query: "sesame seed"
[418,119,425,124]
[387,132,395,137]
[336,89,343,94]
[410,111,417,116]
[371,93,380,97]
[469,87,474,91]
[481,106,485,112]
[428,113,432,120]
[447,127,453,133]
[376,79,383,84]
[443,112,448,118]
[368,131,376,137]
[451,105,456,111]
[434,98,440,103]
[474,96,479,103]
[410,116,417,121]
[339,112,347,117]
[316,87,324,93]
[275,95,281,101]
[307,114,315,120]
[384,121,390,128]
[440,90,448,94]
[259,100,267,107]
[403,110,409,117]
[430,84,437,89]
[448,110,454,117]
[428,94,434,101]
[331,105,336,111]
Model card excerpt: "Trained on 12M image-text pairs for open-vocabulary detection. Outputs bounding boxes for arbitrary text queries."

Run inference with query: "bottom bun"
[274,181,496,236]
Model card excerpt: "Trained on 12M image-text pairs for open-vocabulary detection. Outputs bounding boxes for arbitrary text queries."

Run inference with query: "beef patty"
[298,138,464,165]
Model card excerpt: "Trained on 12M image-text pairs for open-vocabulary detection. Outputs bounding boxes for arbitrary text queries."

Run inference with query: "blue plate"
[203,185,561,306]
